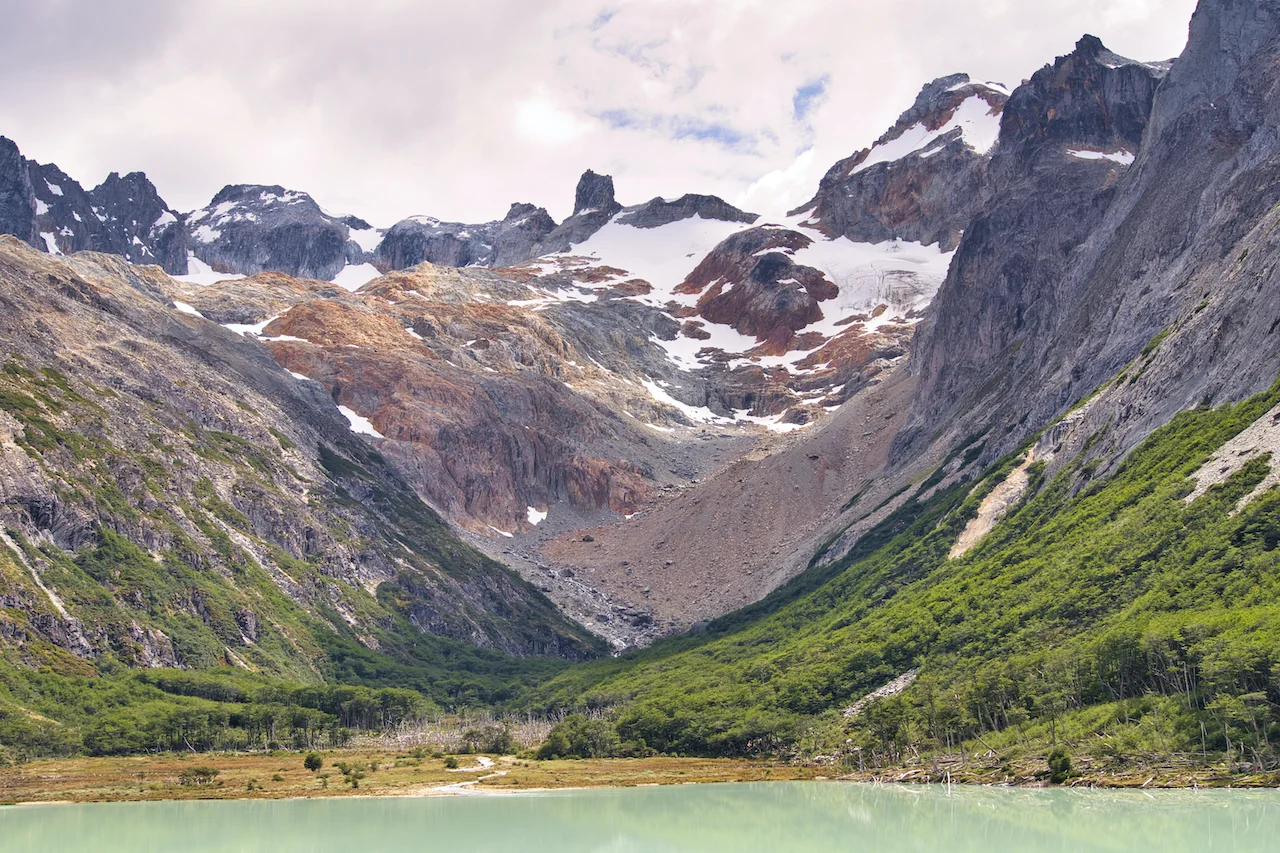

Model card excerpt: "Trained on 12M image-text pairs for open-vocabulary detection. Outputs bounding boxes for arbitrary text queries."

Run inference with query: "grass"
[0,751,819,804]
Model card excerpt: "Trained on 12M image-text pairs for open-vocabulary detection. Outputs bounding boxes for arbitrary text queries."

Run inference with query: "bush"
[443,756,459,769]
[536,715,621,759]
[461,724,515,755]
[178,766,220,786]
[303,752,323,771]
[1047,747,1071,784]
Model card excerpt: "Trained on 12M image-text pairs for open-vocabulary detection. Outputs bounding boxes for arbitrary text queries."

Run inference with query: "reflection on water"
[1,782,1277,852]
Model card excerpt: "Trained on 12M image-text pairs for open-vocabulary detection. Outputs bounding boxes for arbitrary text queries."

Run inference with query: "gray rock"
[0,137,188,274]
[895,35,1168,464]
[186,184,370,280]
[891,0,1280,490]
[792,75,1008,251]
[535,170,625,252]
[373,201,557,270]
[0,137,37,247]
[617,194,757,229]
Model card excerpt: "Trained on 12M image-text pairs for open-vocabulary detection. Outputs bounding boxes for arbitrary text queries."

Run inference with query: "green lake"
[1,782,1277,852]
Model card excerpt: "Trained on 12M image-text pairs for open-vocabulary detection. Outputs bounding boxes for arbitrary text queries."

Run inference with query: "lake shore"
[0,751,822,805]
[836,753,1280,789]
[5,749,1278,805]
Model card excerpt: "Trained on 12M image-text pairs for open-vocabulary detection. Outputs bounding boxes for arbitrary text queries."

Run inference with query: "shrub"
[1047,747,1071,784]
[303,752,323,771]
[178,766,220,786]
[461,724,515,755]
[443,756,459,769]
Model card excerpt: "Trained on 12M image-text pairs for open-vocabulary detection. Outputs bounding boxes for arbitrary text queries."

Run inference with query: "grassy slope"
[0,354,602,761]
[534,381,1280,766]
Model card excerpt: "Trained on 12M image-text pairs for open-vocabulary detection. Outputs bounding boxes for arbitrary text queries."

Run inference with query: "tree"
[537,715,621,759]
[303,752,323,771]
[1047,747,1071,784]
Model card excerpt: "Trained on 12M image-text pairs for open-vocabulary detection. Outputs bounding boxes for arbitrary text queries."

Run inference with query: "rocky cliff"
[979,0,1280,475]
[793,75,1008,251]
[0,138,189,274]
[895,35,1170,464]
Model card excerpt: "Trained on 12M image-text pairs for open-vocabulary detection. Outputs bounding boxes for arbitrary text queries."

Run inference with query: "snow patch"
[222,309,288,337]
[338,405,384,438]
[332,262,381,291]
[527,506,548,526]
[1067,148,1136,166]
[39,233,59,255]
[853,95,1001,174]
[174,253,246,286]
[642,380,732,425]
[45,181,63,197]
[192,224,222,244]
[551,214,747,307]
[172,301,204,318]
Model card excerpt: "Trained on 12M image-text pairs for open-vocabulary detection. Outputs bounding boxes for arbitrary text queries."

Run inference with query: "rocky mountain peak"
[616,194,757,230]
[898,33,1172,464]
[0,136,37,247]
[1074,33,1106,59]
[187,184,358,281]
[506,202,540,220]
[791,72,1008,250]
[995,34,1167,167]
[206,183,322,213]
[572,169,621,217]
[878,73,1009,146]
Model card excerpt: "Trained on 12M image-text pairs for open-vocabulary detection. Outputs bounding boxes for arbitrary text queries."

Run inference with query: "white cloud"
[735,149,818,220]
[0,0,1198,226]
[516,96,596,145]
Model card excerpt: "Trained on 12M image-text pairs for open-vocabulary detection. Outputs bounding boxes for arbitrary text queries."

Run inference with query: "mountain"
[895,36,1171,467]
[0,138,187,274]
[0,236,601,682]
[534,0,1280,772]
[7,0,1279,779]
[793,73,1008,251]
[184,184,381,287]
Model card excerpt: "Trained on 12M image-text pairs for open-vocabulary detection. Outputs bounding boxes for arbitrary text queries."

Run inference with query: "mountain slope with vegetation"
[536,380,1280,769]
[0,236,603,761]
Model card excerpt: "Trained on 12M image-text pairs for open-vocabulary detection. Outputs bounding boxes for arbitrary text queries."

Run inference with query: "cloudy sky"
[1,0,1197,225]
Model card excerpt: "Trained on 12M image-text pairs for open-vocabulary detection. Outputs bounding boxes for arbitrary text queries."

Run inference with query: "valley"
[2,0,1280,796]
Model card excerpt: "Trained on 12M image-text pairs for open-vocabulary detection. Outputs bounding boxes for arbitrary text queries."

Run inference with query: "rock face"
[370,171,761,275]
[794,74,1008,250]
[187,184,375,280]
[373,202,557,271]
[617,194,758,229]
[0,138,37,247]
[895,35,1169,462]
[0,137,189,273]
[0,236,601,670]
[89,171,189,273]
[539,169,625,250]
[676,226,837,354]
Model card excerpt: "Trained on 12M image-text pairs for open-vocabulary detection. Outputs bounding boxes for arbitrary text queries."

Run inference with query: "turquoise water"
[1,782,1277,852]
